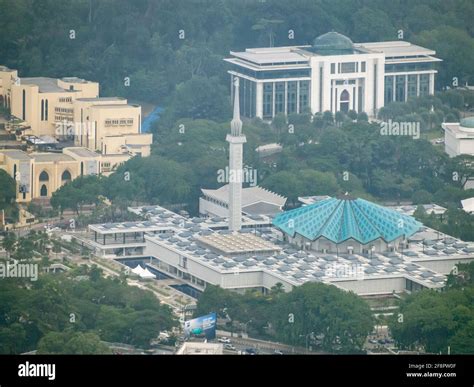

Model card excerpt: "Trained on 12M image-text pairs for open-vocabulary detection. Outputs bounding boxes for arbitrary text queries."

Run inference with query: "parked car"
[224,343,236,351]
[244,348,257,355]
[273,349,284,355]
[218,337,231,344]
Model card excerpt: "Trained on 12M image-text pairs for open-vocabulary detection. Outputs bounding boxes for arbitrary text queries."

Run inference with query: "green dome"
[312,31,354,55]
[460,117,474,128]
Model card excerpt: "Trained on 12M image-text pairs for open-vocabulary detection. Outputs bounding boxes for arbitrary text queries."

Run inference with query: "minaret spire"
[230,77,242,136]
[226,76,247,232]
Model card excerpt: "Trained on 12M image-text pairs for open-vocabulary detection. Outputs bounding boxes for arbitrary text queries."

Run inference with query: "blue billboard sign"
[184,312,217,340]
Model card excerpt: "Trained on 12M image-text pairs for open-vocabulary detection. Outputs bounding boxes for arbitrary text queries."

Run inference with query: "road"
[214,332,320,355]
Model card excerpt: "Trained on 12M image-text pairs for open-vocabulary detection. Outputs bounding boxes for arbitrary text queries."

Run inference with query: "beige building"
[0,146,146,202]
[0,65,154,203]
[1,65,152,158]
[72,97,151,156]
[10,77,99,137]
[0,65,18,109]
[0,148,97,202]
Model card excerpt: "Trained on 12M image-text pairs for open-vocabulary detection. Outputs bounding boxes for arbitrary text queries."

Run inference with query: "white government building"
[225,31,440,119]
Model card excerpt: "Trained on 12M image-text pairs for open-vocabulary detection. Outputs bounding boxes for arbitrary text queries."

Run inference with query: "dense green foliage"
[0,267,176,354]
[2,0,474,109]
[196,282,373,353]
[389,262,474,354]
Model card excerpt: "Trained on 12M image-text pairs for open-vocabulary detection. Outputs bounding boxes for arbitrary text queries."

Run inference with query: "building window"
[39,171,49,182]
[41,99,44,121]
[22,89,26,120]
[40,184,48,197]
[407,74,417,99]
[340,62,356,73]
[236,78,256,118]
[395,75,405,102]
[420,74,430,96]
[287,81,297,115]
[340,89,350,113]
[45,99,48,120]
[61,170,72,183]
[384,76,394,104]
[361,61,366,72]
[263,83,273,119]
[275,82,285,114]
[299,80,309,113]
[331,63,335,74]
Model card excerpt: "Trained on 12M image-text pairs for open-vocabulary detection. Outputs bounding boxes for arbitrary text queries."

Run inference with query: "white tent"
[131,265,156,279]
[131,265,146,275]
[140,267,156,279]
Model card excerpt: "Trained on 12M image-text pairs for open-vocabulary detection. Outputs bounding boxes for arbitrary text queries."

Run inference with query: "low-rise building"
[442,117,474,157]
[200,185,287,218]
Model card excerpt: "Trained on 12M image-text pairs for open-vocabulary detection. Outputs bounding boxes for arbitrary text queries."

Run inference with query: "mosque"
[78,77,473,297]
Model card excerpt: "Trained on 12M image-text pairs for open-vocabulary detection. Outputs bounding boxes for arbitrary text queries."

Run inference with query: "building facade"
[442,117,474,157]
[0,65,153,203]
[225,32,440,119]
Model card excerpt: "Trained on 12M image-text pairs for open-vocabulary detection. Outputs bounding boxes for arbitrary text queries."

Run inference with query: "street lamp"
[244,319,252,336]
[299,332,314,352]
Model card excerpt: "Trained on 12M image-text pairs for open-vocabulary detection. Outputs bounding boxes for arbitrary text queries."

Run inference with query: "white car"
[218,337,231,344]
[224,343,236,351]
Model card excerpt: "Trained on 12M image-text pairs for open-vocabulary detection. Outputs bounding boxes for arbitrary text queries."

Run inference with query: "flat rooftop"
[61,77,88,83]
[176,342,223,355]
[229,47,311,65]
[197,232,281,255]
[355,41,438,58]
[90,104,139,109]
[76,97,125,102]
[30,152,75,162]
[202,185,286,208]
[21,77,67,93]
[227,40,439,69]
[0,149,31,160]
[64,147,100,158]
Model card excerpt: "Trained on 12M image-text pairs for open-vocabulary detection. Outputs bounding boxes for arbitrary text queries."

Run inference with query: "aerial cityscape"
[0,0,473,384]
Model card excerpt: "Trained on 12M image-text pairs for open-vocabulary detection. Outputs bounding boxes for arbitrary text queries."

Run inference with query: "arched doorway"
[39,171,49,197]
[339,89,350,113]
[61,170,72,184]
[40,184,48,197]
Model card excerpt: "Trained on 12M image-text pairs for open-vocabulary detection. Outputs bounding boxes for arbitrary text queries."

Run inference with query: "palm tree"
[251,18,284,47]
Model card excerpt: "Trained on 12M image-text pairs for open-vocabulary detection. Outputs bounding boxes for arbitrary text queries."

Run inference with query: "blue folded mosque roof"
[272,197,422,244]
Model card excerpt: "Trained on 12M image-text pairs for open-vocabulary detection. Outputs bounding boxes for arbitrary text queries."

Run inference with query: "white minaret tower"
[227,77,246,232]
